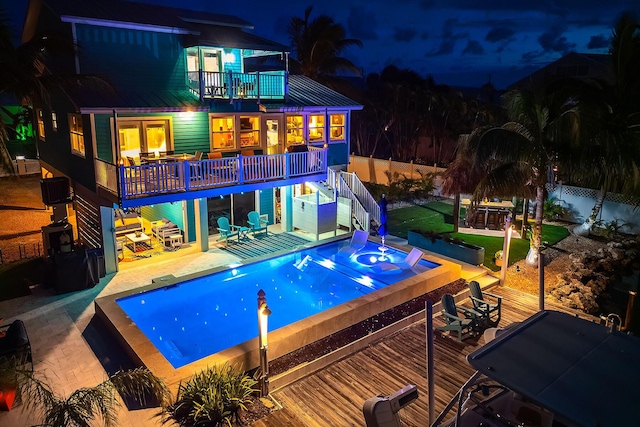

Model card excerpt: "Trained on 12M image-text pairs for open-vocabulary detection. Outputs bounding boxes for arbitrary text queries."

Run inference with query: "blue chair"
[247,211,268,237]
[216,217,240,246]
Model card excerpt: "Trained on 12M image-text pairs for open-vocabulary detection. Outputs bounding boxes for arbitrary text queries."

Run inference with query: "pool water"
[116,240,439,368]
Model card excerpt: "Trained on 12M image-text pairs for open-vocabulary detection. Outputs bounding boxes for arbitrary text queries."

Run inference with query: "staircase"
[332,171,380,233]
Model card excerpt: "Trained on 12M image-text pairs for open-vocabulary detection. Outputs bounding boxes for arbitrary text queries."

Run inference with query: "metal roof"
[66,87,206,114]
[184,24,288,52]
[43,0,254,32]
[263,75,362,111]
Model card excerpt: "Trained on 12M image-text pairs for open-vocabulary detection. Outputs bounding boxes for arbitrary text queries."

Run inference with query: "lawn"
[387,201,570,270]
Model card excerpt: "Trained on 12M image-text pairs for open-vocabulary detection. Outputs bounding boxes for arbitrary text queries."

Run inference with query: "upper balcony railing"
[187,70,287,101]
[96,147,327,205]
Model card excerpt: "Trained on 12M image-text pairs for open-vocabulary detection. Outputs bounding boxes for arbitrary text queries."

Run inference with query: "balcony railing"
[107,148,327,203]
[187,70,286,101]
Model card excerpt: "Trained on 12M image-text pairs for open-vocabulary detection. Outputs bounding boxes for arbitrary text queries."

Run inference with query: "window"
[36,108,45,141]
[211,116,235,149]
[51,112,58,132]
[239,116,260,148]
[308,114,325,143]
[116,118,172,159]
[286,115,304,145]
[329,114,345,141]
[69,114,85,156]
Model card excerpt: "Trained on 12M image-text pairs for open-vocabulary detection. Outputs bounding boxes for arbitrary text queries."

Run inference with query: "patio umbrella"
[379,194,388,245]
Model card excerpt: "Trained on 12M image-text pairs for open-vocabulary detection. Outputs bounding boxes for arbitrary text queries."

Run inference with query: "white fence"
[0,158,41,177]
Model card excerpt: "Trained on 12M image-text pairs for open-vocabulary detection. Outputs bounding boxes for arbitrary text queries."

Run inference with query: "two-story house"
[24,0,364,274]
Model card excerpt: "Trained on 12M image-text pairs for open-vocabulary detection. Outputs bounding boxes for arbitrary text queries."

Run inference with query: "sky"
[7,0,640,89]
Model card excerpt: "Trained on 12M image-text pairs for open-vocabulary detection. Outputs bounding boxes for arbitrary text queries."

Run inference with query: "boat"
[431,310,640,427]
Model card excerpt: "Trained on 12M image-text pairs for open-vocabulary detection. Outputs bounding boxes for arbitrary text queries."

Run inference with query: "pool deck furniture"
[216,217,241,246]
[370,247,423,274]
[436,293,481,341]
[461,198,514,229]
[247,210,268,237]
[338,229,369,256]
[0,319,33,372]
[125,232,151,252]
[468,280,502,327]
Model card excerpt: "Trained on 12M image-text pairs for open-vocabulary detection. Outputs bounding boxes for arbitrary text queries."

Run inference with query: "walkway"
[0,227,494,426]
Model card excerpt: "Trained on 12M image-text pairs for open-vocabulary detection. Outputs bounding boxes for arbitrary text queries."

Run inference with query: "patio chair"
[435,294,479,342]
[468,280,502,327]
[216,217,240,246]
[338,229,369,256]
[486,210,500,230]
[0,320,33,371]
[247,211,268,237]
[473,210,486,228]
[371,247,423,274]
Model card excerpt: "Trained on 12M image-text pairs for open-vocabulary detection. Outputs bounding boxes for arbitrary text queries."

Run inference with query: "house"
[23,0,364,274]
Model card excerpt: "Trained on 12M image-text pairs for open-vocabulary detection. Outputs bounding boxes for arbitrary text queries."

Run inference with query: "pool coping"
[94,237,462,388]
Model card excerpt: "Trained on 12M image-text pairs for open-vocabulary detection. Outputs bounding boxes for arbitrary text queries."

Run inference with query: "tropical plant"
[158,363,258,427]
[543,197,566,221]
[288,6,362,92]
[0,6,110,175]
[0,355,170,427]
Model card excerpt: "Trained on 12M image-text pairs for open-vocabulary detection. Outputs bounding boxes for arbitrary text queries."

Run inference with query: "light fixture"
[257,289,271,396]
[224,52,236,63]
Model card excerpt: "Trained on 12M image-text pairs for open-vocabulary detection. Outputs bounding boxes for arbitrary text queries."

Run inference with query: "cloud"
[347,7,378,40]
[485,25,515,43]
[538,25,576,54]
[587,34,610,49]
[426,18,467,56]
[462,40,484,55]
[393,26,417,42]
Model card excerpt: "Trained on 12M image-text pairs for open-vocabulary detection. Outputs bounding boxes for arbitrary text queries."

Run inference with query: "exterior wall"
[258,189,275,224]
[75,24,186,92]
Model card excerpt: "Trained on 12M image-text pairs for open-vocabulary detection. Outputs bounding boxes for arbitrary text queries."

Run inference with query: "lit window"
[308,114,325,143]
[239,116,260,148]
[116,118,172,159]
[286,115,304,145]
[329,114,345,141]
[51,112,58,132]
[36,108,45,141]
[69,114,85,156]
[211,116,235,149]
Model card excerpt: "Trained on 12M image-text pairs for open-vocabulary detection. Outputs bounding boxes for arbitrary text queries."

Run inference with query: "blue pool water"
[116,239,439,368]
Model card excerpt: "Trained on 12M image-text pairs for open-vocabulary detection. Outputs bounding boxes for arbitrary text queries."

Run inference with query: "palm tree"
[461,81,582,265]
[0,8,110,175]
[572,12,640,235]
[288,6,362,91]
[1,356,170,427]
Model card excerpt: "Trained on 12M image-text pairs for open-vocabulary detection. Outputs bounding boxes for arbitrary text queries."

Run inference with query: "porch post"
[194,197,209,252]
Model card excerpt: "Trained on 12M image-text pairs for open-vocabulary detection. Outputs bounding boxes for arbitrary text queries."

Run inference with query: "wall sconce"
[224,52,236,63]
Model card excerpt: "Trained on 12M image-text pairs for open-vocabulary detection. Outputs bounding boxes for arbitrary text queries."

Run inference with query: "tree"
[572,12,640,236]
[461,81,581,265]
[288,6,362,91]
[0,7,110,175]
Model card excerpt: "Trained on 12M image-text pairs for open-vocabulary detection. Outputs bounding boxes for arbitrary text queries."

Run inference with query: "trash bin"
[87,247,106,278]
[15,156,27,175]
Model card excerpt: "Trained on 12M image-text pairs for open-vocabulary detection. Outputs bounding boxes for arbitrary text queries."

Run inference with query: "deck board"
[253,287,597,426]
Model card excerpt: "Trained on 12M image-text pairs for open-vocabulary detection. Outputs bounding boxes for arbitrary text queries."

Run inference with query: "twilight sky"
[8,0,640,89]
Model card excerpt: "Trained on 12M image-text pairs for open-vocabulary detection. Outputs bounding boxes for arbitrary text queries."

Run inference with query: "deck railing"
[117,147,328,201]
[187,70,286,101]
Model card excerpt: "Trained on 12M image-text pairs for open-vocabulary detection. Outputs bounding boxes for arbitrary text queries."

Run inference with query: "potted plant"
[494,250,503,267]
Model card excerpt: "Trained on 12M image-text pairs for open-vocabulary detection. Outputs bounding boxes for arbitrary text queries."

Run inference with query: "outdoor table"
[125,232,151,252]
[461,199,514,228]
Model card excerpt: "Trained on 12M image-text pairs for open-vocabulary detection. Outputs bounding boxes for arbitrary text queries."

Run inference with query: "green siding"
[141,203,184,231]
[328,142,348,166]
[222,48,242,73]
[186,199,196,242]
[76,24,186,92]
[94,115,113,162]
[259,189,274,224]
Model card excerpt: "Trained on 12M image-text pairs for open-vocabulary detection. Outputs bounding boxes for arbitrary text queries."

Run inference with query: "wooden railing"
[117,147,328,201]
[187,70,286,101]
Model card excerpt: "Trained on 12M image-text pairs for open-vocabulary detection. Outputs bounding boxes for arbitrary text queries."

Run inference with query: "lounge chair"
[0,320,33,371]
[435,294,480,342]
[371,247,423,274]
[338,229,369,256]
[216,217,240,246]
[468,280,502,327]
[247,211,268,237]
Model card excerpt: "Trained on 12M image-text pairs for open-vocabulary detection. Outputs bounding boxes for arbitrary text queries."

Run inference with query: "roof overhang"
[81,106,210,115]
[60,16,196,35]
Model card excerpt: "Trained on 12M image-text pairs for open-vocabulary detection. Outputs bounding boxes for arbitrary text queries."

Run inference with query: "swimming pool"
[95,236,460,381]
[116,240,439,368]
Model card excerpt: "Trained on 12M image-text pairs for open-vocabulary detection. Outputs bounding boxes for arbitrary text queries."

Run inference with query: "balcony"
[96,148,327,208]
[187,70,286,101]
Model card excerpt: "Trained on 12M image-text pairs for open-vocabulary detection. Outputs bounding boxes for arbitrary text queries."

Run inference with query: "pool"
[116,240,440,368]
[95,236,460,383]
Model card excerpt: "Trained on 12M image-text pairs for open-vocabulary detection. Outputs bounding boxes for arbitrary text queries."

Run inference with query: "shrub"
[159,364,257,427]
[543,197,566,221]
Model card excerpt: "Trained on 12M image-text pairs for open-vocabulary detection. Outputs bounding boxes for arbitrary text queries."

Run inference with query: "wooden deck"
[251,286,597,427]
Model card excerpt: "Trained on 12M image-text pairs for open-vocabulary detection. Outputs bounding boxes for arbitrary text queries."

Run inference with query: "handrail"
[118,148,328,201]
[187,70,286,100]
[342,172,380,225]
[338,173,370,232]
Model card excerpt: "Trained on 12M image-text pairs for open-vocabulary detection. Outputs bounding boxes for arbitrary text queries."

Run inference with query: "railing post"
[183,160,190,191]
[228,70,234,103]
[238,155,244,183]
[285,151,291,179]
[199,69,205,101]
[119,164,127,200]
[256,71,261,104]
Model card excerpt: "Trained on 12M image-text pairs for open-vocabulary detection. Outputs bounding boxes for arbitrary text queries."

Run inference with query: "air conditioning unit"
[40,177,72,206]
